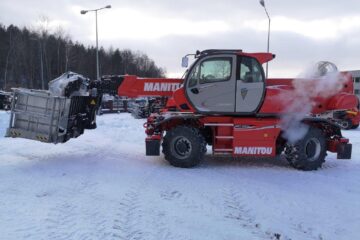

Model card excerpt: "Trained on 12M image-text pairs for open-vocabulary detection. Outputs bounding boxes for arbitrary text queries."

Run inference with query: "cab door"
[235,56,265,113]
[186,55,236,113]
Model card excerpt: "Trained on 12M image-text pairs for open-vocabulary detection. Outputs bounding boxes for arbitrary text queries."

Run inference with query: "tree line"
[0,23,166,91]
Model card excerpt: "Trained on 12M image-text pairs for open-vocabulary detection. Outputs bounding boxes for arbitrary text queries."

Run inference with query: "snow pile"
[279,62,346,143]
[1,111,360,240]
[48,71,89,97]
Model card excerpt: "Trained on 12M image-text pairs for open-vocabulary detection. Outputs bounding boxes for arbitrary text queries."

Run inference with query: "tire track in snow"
[44,202,81,240]
[111,190,151,240]
[222,188,288,240]
[111,189,178,240]
[111,190,184,240]
[110,158,168,240]
[42,201,110,240]
[153,168,225,240]
[109,160,199,240]
[205,156,357,240]
[16,178,108,240]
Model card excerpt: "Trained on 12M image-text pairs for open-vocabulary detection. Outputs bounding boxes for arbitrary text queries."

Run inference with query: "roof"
[197,49,243,57]
[195,49,275,64]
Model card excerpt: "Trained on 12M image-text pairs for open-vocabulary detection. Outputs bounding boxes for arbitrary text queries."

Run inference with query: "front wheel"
[284,127,326,171]
[162,126,206,168]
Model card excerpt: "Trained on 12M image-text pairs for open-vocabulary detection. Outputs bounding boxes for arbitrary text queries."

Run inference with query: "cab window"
[188,65,199,87]
[239,57,264,83]
[188,57,232,87]
[198,57,232,84]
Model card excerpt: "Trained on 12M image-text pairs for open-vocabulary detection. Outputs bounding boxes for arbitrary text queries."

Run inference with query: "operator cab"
[184,49,273,115]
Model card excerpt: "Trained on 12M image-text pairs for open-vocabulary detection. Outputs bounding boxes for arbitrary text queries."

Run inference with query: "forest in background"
[0,23,165,91]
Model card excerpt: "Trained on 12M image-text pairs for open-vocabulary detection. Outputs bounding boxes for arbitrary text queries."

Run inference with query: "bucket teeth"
[36,135,48,142]
[11,131,21,137]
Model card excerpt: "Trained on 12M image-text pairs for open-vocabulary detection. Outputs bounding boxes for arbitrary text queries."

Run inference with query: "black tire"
[162,126,206,168]
[351,123,359,129]
[341,119,353,130]
[97,107,103,116]
[284,127,326,171]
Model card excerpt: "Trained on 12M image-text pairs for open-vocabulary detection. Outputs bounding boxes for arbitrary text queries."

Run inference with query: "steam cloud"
[279,62,346,143]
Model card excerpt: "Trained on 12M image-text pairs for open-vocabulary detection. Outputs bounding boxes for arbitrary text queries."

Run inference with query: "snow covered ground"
[0,110,359,240]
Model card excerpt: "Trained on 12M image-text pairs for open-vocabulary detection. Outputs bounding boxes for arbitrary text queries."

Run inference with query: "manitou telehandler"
[6,50,358,170]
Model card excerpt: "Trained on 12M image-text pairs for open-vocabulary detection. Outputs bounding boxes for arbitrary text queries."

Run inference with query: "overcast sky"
[1,0,360,77]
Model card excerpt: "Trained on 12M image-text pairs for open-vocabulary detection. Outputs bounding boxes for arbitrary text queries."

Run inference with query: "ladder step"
[204,123,234,126]
[214,148,233,152]
[215,136,233,139]
[213,152,232,155]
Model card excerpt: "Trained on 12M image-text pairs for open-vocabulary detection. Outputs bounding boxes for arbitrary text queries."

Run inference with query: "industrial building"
[348,70,360,100]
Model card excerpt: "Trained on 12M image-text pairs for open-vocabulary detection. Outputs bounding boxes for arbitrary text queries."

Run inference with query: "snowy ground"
[0,110,359,240]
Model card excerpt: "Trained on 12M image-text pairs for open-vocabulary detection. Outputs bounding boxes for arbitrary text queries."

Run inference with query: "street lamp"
[81,5,111,80]
[30,38,45,89]
[259,0,270,79]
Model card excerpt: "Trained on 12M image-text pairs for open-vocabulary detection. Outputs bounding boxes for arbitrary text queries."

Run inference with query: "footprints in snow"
[160,190,182,201]
[291,222,326,240]
[160,188,208,214]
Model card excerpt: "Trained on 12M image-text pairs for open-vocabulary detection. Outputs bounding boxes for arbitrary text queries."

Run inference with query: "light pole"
[81,5,111,80]
[259,0,270,79]
[30,38,45,89]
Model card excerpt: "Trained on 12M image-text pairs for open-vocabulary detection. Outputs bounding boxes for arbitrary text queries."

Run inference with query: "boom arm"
[94,75,182,98]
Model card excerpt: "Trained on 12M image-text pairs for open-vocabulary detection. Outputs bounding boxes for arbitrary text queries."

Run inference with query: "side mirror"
[181,56,189,68]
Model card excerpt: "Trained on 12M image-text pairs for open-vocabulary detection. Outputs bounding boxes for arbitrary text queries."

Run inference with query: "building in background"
[348,70,360,100]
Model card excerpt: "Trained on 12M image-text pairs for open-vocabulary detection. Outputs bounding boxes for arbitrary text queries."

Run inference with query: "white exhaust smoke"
[279,61,346,143]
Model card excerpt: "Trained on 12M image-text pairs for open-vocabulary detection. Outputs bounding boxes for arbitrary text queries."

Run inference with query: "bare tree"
[3,29,13,90]
[0,22,165,90]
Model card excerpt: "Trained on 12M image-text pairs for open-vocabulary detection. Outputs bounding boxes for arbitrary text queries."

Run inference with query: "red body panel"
[241,52,275,64]
[266,72,354,94]
[258,85,292,114]
[232,118,281,157]
[326,94,358,110]
[172,88,195,112]
[351,111,360,125]
[260,73,357,115]
[345,110,360,126]
[199,117,281,157]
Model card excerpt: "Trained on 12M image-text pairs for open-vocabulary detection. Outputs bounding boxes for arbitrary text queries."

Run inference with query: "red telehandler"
[6,50,358,170]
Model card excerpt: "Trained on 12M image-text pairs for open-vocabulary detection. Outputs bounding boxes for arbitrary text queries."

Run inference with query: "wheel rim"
[341,120,349,129]
[172,136,192,159]
[305,138,321,161]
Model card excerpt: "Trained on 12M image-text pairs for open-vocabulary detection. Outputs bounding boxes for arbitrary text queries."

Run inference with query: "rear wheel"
[284,127,326,171]
[162,126,206,168]
[341,119,353,130]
